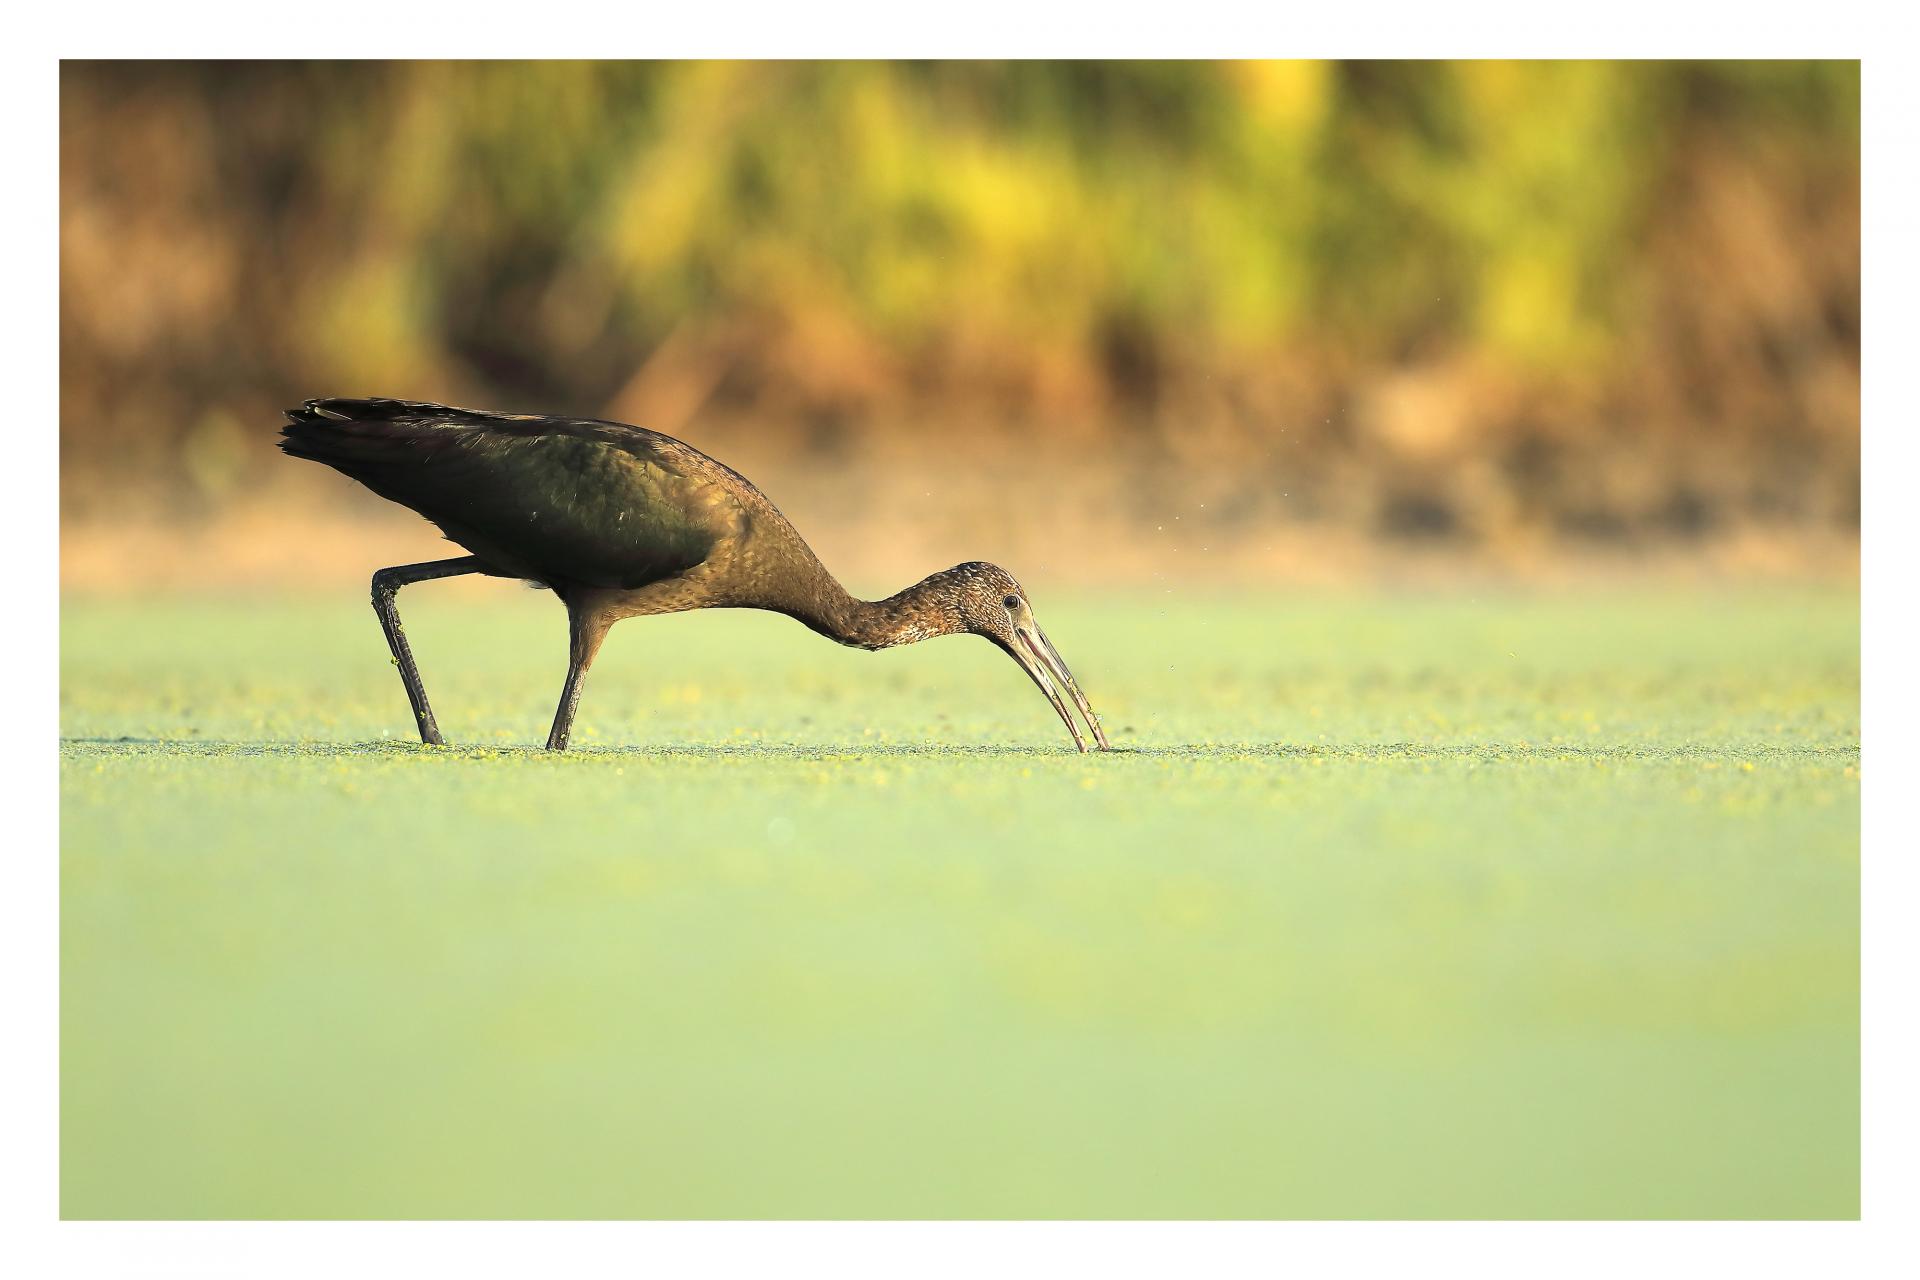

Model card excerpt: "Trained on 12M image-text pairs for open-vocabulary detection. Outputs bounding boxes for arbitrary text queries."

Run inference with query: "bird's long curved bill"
[1011,623,1111,752]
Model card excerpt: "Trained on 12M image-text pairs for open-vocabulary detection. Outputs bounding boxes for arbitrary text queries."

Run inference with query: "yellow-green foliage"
[58,61,1860,540]
[286,60,1850,363]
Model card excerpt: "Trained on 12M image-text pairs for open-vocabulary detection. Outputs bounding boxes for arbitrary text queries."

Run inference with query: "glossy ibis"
[279,398,1110,752]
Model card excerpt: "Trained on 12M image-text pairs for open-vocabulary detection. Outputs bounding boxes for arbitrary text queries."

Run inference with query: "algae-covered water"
[59,587,1859,1217]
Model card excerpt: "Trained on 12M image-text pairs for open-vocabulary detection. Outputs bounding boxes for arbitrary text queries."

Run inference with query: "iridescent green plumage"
[282,399,740,589]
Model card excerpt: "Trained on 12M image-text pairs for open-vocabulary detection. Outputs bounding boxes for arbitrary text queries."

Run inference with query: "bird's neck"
[792,571,966,650]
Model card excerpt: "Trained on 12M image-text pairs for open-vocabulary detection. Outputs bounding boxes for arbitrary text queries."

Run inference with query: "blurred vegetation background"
[60,60,1859,586]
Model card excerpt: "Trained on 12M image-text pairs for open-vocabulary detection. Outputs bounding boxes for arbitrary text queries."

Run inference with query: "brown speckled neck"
[790,571,969,651]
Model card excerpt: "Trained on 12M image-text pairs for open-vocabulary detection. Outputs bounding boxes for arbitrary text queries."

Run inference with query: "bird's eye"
[1002,594,1021,611]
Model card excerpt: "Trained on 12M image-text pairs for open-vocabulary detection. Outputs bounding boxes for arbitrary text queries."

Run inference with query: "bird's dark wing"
[280,398,745,589]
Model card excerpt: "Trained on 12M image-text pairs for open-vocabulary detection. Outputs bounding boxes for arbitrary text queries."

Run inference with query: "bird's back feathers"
[280,398,752,591]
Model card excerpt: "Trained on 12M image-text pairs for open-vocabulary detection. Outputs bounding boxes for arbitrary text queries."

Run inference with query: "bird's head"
[935,561,1112,752]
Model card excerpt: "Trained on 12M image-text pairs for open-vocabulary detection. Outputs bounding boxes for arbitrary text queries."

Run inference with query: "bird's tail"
[277,397,458,469]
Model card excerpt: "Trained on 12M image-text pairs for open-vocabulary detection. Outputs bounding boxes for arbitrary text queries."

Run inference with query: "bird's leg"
[371,556,488,745]
[546,602,615,752]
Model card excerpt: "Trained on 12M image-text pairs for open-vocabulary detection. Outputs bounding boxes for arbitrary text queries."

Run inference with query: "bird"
[278,397,1110,753]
